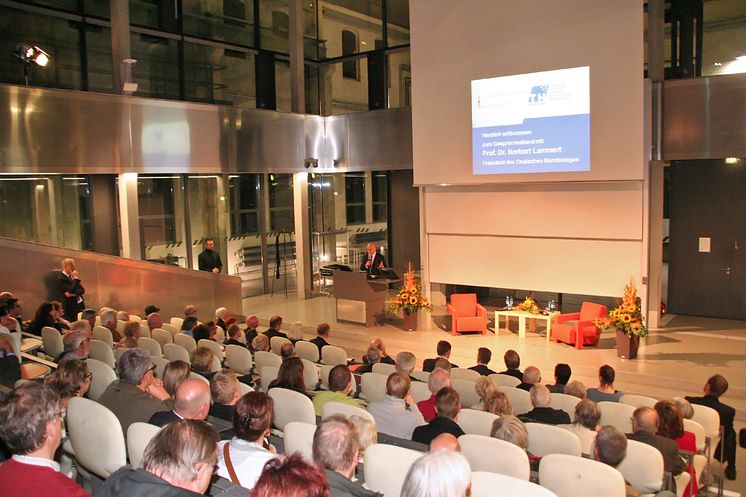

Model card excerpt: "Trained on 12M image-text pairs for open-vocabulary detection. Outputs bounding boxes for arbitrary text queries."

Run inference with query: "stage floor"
[243,292,746,494]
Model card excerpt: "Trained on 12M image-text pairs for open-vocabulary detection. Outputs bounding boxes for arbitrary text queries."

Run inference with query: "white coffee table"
[494,310,559,342]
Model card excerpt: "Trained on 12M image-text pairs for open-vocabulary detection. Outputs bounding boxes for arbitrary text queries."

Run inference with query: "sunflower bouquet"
[516,296,540,314]
[388,263,432,314]
[596,283,648,337]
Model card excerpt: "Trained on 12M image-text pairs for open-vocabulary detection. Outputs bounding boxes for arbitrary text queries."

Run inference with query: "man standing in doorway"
[56,258,85,322]
[360,243,386,277]
[198,239,222,274]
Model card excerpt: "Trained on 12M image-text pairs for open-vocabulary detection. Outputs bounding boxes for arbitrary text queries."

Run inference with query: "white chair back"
[151,328,173,348]
[295,341,320,363]
[321,345,347,366]
[88,339,116,369]
[189,372,210,385]
[539,453,626,497]
[690,404,720,442]
[255,350,282,372]
[283,421,317,462]
[214,327,225,344]
[198,339,224,360]
[210,354,221,373]
[460,434,530,479]
[322,401,375,423]
[163,343,191,363]
[129,315,141,322]
[225,344,252,374]
[113,347,129,364]
[170,317,184,329]
[238,382,254,396]
[452,379,480,408]
[550,393,582,420]
[151,356,169,380]
[411,370,430,383]
[270,336,292,356]
[85,358,117,401]
[137,337,163,357]
[268,387,316,431]
[598,401,635,433]
[126,422,161,469]
[116,320,126,336]
[451,368,480,382]
[300,358,320,390]
[372,362,396,375]
[470,471,558,497]
[139,322,150,339]
[360,373,388,402]
[617,439,664,493]
[458,408,498,436]
[411,381,431,403]
[363,443,422,497]
[67,397,127,478]
[41,326,64,359]
[319,364,334,390]
[619,394,658,408]
[261,367,280,392]
[161,323,178,335]
[92,326,114,347]
[504,387,532,415]
[173,334,197,355]
[683,418,706,452]
[489,373,521,388]
[526,423,582,457]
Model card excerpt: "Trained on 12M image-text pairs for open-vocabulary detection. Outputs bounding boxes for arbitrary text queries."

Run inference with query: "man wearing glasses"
[0,382,90,497]
[98,348,172,436]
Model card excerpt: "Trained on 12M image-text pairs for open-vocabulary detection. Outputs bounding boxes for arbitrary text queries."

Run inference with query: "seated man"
[368,337,395,365]
[395,351,418,378]
[149,378,211,427]
[100,309,122,342]
[367,372,426,439]
[423,340,459,372]
[417,367,451,422]
[310,322,331,355]
[686,374,737,480]
[280,342,295,361]
[355,346,380,374]
[146,312,163,332]
[0,382,90,497]
[412,387,465,446]
[627,406,686,479]
[519,385,571,425]
[263,315,287,340]
[98,348,172,435]
[517,366,541,391]
[244,315,260,351]
[312,364,360,416]
[57,332,89,363]
[313,415,382,497]
[547,363,572,393]
[94,420,218,497]
[81,309,97,332]
[499,349,523,380]
[468,347,497,376]
[224,324,246,348]
[180,316,198,338]
[209,370,242,421]
[183,305,198,319]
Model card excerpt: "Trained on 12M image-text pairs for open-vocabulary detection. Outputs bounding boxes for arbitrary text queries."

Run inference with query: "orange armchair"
[447,293,487,336]
[552,302,608,349]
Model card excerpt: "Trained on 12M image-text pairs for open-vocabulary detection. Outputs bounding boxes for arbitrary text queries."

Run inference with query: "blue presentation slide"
[471,66,590,175]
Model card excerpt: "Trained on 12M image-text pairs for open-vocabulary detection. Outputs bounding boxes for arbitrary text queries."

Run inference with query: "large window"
[372,172,388,222]
[341,30,358,79]
[229,174,261,235]
[184,43,256,106]
[345,173,366,224]
[268,174,294,232]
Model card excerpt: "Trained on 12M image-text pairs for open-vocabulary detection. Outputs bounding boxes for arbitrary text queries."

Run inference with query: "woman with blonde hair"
[483,389,513,416]
[472,376,498,410]
[162,360,190,397]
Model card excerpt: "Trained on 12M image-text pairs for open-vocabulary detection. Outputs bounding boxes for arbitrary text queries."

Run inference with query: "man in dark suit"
[356,347,380,374]
[263,315,287,340]
[468,347,497,376]
[423,340,459,372]
[55,258,85,322]
[519,385,571,425]
[368,337,395,365]
[359,243,387,277]
[499,349,523,380]
[223,324,247,348]
[197,238,222,273]
[310,322,331,355]
[412,387,465,446]
[148,378,211,427]
[627,406,686,482]
[517,366,541,391]
[686,374,737,480]
[546,363,572,394]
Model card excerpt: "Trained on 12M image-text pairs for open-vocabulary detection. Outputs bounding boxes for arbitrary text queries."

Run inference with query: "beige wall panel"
[424,182,644,240]
[428,234,642,298]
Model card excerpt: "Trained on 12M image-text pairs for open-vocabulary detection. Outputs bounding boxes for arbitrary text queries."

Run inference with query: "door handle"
[720,267,731,275]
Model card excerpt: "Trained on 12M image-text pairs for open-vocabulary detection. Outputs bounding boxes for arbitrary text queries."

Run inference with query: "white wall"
[411,0,648,298]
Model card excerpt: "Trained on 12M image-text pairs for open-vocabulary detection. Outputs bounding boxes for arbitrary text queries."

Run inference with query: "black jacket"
[685,394,736,465]
[325,469,382,497]
[197,249,222,273]
[310,336,330,355]
[469,364,497,376]
[264,328,288,340]
[148,410,181,428]
[520,407,571,425]
[93,467,203,497]
[422,357,459,372]
[412,416,465,446]
[499,368,523,380]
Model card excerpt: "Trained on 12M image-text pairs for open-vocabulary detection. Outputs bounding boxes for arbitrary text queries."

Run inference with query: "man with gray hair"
[100,308,122,342]
[395,351,417,376]
[94,420,218,497]
[312,414,382,497]
[627,406,686,478]
[355,346,381,374]
[67,319,92,340]
[80,308,97,331]
[416,367,451,422]
[517,365,541,391]
[148,378,211,427]
[98,348,172,435]
[56,332,89,363]
[0,382,90,497]
[367,372,425,439]
[519,384,570,425]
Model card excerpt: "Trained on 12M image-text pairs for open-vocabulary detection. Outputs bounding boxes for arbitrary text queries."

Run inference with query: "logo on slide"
[528,85,549,105]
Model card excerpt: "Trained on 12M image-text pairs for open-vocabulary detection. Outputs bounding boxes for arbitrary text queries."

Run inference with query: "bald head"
[429,433,461,453]
[428,367,451,395]
[632,406,659,433]
[245,314,259,329]
[173,379,211,420]
[522,366,541,385]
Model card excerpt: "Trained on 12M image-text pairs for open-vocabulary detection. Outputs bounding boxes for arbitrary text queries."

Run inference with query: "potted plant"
[516,296,540,314]
[388,263,432,331]
[596,283,648,359]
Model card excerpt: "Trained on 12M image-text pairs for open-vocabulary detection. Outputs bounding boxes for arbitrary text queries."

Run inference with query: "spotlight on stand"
[14,43,50,86]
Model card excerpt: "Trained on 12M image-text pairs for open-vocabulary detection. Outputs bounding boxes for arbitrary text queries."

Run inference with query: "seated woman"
[252,334,270,353]
[656,400,699,497]
[559,399,600,455]
[472,376,498,410]
[45,359,91,407]
[192,324,211,343]
[190,347,216,382]
[286,321,304,344]
[216,391,279,490]
[162,360,190,398]
[267,357,308,397]
[50,301,72,331]
[491,414,539,466]
[483,389,513,416]
[27,302,61,336]
[116,321,141,349]
[586,364,623,402]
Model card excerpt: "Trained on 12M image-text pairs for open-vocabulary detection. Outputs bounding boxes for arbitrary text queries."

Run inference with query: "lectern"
[333,271,395,327]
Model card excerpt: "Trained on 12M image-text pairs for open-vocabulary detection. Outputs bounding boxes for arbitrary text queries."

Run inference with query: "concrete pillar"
[293,173,312,299]
[288,0,305,113]
[118,173,141,260]
[110,0,133,95]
